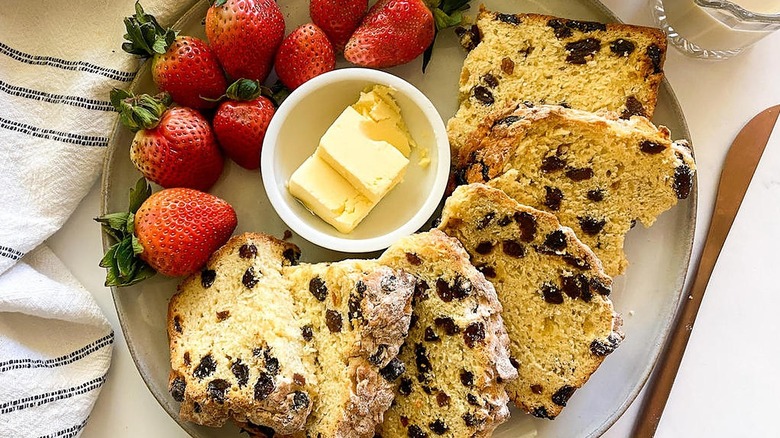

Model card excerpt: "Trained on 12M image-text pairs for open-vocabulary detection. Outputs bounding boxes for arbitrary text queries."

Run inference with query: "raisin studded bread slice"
[376,230,517,438]
[452,104,695,276]
[168,233,312,433]
[447,6,667,153]
[170,233,416,437]
[281,260,415,438]
[438,183,623,419]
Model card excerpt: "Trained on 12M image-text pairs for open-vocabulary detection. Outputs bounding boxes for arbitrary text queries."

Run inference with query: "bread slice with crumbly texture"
[452,104,695,276]
[438,183,623,419]
[376,230,517,438]
[170,233,416,438]
[448,6,667,153]
[281,260,415,438]
[168,233,312,433]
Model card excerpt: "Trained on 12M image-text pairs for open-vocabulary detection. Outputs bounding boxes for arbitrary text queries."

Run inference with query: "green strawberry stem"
[202,78,289,106]
[121,1,178,58]
[423,0,471,72]
[226,79,264,101]
[95,178,157,287]
[110,88,172,132]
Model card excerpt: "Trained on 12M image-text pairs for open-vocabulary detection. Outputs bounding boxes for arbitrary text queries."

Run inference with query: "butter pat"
[288,155,374,234]
[287,84,417,234]
[318,105,409,203]
[352,85,416,157]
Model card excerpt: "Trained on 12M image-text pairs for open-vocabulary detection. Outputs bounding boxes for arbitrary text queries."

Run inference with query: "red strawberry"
[134,187,237,277]
[309,0,367,53]
[344,0,434,68]
[344,0,469,70]
[96,179,237,285]
[121,2,226,108]
[213,79,275,170]
[206,0,285,83]
[274,23,336,90]
[111,89,224,191]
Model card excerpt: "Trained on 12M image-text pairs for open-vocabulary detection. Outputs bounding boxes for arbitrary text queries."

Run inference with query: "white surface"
[262,68,450,253]
[44,0,780,437]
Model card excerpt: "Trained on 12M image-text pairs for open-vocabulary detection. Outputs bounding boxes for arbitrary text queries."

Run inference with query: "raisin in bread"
[169,233,416,437]
[281,260,415,438]
[168,233,311,433]
[448,6,667,153]
[453,104,695,276]
[438,183,624,419]
[376,230,517,438]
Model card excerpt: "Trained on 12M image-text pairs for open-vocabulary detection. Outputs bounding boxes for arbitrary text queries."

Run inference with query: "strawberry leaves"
[423,0,470,72]
[111,89,172,132]
[95,178,156,287]
[225,79,264,101]
[121,1,177,57]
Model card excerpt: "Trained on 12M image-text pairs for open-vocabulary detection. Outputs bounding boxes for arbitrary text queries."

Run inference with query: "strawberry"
[96,179,237,285]
[206,0,285,83]
[121,2,226,108]
[274,23,336,90]
[212,79,276,170]
[111,89,224,191]
[344,0,469,70]
[309,0,367,53]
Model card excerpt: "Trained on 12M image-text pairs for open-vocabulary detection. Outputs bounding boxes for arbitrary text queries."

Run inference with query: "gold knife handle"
[632,104,780,437]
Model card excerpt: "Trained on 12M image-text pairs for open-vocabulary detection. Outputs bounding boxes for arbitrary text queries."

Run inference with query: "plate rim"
[100,0,698,436]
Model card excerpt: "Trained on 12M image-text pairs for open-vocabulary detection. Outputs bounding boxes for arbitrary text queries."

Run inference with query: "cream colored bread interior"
[439,184,622,419]
[448,8,667,153]
[377,230,516,438]
[168,234,314,433]
[455,105,695,276]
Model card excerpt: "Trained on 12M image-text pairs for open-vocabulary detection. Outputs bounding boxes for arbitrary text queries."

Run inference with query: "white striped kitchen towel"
[0,0,197,436]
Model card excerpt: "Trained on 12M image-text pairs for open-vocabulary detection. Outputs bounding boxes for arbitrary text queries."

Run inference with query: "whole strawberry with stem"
[274,23,336,90]
[310,0,367,53]
[212,79,276,170]
[111,89,224,191]
[206,0,285,83]
[344,0,469,70]
[96,178,237,285]
[121,1,227,109]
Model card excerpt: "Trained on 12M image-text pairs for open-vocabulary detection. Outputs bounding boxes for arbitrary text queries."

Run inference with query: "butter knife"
[632,104,780,437]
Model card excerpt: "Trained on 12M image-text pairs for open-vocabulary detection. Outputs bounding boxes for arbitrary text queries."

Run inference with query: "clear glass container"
[652,0,780,59]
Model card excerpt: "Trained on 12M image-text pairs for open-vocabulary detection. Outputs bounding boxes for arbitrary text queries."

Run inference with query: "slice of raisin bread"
[452,104,695,276]
[281,260,415,438]
[448,6,667,153]
[376,230,517,438]
[168,233,312,433]
[438,183,623,419]
[169,234,416,437]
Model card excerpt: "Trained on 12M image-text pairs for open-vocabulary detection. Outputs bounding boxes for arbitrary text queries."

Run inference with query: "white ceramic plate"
[101,1,696,437]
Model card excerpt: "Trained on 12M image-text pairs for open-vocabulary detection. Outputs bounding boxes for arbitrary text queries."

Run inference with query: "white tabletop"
[46,1,780,437]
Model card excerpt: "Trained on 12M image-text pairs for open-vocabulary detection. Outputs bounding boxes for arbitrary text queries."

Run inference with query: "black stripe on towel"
[0,79,115,112]
[0,332,114,373]
[0,42,136,82]
[0,374,107,414]
[37,418,88,438]
[0,245,25,261]
[0,117,108,147]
